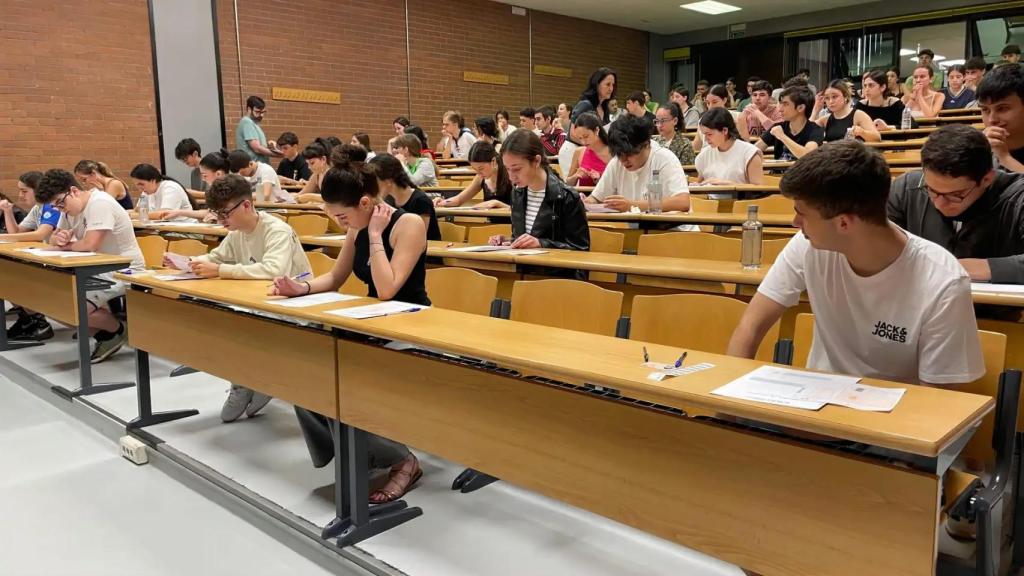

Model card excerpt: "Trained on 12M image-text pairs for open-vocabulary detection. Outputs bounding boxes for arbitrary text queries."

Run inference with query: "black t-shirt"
[643,111,657,134]
[1008,148,1024,172]
[759,121,825,160]
[277,155,311,181]
[0,205,27,233]
[385,188,441,241]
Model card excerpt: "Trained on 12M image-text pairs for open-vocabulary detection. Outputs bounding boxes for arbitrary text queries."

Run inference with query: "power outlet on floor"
[119,436,149,465]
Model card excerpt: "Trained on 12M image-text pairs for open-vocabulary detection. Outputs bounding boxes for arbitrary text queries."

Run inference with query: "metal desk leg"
[321,418,350,540]
[452,468,498,493]
[169,365,199,377]
[0,298,43,352]
[127,349,198,428]
[335,425,422,547]
[52,268,135,399]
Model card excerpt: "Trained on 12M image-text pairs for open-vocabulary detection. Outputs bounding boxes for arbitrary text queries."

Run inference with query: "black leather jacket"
[510,170,590,252]
[889,169,1024,283]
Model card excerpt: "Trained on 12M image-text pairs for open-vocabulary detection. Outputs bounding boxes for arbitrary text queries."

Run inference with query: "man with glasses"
[34,169,145,363]
[169,174,311,422]
[235,95,282,164]
[888,124,1024,283]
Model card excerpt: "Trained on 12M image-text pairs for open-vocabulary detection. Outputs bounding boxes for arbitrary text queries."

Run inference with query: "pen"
[294,271,312,281]
[643,346,649,363]
[674,351,687,369]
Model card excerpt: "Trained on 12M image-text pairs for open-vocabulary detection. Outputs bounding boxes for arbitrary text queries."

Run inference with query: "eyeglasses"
[53,191,72,210]
[912,183,980,204]
[653,118,675,125]
[213,198,247,220]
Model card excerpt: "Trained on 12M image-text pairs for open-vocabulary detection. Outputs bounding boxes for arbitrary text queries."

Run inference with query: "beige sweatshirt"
[195,211,311,279]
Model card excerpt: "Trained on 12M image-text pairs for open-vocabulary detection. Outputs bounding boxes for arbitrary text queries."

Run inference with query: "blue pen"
[674,351,687,368]
[294,272,312,281]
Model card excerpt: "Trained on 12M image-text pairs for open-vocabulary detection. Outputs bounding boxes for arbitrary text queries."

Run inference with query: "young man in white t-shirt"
[727,140,984,386]
[37,169,145,363]
[586,114,691,215]
[228,149,294,204]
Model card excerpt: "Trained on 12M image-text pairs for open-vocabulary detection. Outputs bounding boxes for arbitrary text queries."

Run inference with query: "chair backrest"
[305,251,336,277]
[760,174,782,186]
[630,294,779,362]
[136,235,168,268]
[439,222,467,243]
[959,330,1008,471]
[792,313,815,368]
[588,227,625,283]
[510,279,623,336]
[341,274,369,296]
[637,231,788,264]
[288,214,329,236]
[689,197,720,213]
[426,267,498,316]
[732,195,794,215]
[467,224,512,246]
[166,239,209,257]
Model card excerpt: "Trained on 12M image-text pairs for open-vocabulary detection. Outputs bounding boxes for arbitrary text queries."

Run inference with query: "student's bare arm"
[370,215,426,300]
[727,293,787,358]
[439,175,483,207]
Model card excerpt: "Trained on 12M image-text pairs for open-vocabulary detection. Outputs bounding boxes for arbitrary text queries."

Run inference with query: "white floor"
[1,319,744,576]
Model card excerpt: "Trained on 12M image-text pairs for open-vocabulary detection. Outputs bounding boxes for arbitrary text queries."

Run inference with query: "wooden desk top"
[0,242,132,269]
[252,201,322,211]
[436,207,795,227]
[971,290,1024,307]
[133,221,229,237]
[114,274,993,457]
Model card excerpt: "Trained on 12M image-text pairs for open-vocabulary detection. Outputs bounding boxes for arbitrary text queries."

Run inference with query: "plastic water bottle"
[138,193,150,222]
[844,127,855,140]
[647,169,663,214]
[741,205,763,269]
[901,106,913,130]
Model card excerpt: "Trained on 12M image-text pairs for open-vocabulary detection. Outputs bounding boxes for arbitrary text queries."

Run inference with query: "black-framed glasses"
[912,183,979,204]
[53,191,72,210]
[213,198,247,220]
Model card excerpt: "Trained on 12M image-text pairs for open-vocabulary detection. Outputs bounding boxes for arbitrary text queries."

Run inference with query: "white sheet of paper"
[326,301,427,319]
[972,282,1024,294]
[712,365,904,412]
[585,204,619,213]
[645,362,716,381]
[155,221,217,228]
[446,245,547,255]
[266,292,360,308]
[153,272,203,281]
[17,248,97,258]
[164,252,192,271]
[313,235,346,241]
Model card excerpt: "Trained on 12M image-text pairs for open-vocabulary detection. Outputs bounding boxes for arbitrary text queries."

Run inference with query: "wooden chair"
[305,251,336,277]
[629,294,778,362]
[588,227,625,283]
[791,313,814,368]
[136,235,167,268]
[426,267,498,316]
[760,174,782,186]
[510,279,623,337]
[689,197,720,213]
[341,273,369,297]
[166,239,209,257]
[440,222,467,243]
[638,231,788,264]
[467,224,511,246]
[732,195,794,215]
[288,214,329,236]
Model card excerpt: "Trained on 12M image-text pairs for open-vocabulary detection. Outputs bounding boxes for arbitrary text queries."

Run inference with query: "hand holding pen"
[268,271,313,296]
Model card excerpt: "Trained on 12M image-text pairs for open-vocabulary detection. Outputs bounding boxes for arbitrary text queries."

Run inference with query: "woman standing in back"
[74,159,133,209]
[571,67,617,124]
[271,162,427,503]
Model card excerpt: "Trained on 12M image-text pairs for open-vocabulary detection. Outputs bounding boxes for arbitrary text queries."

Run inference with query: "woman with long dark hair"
[571,67,617,124]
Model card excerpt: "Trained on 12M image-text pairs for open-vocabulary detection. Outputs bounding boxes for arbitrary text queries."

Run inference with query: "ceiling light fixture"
[899,49,916,56]
[680,1,741,15]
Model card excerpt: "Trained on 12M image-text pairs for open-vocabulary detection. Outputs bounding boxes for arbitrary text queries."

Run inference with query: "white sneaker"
[245,392,273,418]
[221,385,254,422]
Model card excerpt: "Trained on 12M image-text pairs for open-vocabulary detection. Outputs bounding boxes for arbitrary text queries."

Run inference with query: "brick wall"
[218,0,649,158]
[0,0,159,199]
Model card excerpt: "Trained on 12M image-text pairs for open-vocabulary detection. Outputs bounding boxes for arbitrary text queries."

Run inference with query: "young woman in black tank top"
[813,79,881,143]
[370,153,441,242]
[73,159,134,210]
[435,141,512,209]
[271,162,427,502]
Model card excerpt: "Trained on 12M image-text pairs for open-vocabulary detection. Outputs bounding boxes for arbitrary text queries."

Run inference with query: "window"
[795,39,828,91]
[975,16,1024,65]
[668,60,695,96]
[899,22,966,81]
[837,31,894,80]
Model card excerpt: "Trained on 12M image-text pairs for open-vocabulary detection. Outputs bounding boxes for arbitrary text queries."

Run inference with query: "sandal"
[369,454,422,504]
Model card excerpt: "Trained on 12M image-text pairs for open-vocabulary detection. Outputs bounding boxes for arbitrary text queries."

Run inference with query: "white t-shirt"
[524,188,545,233]
[590,143,696,231]
[148,180,196,222]
[59,189,145,270]
[557,140,579,179]
[694,139,760,185]
[248,162,294,204]
[758,231,984,385]
[450,131,478,160]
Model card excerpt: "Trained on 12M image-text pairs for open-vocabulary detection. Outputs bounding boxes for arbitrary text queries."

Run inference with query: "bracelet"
[371,247,386,256]
[304,281,311,295]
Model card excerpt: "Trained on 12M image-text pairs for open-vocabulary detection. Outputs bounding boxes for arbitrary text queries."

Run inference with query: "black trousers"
[294,407,409,469]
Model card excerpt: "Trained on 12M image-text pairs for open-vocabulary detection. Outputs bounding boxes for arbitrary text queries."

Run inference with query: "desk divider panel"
[0,258,78,325]
[127,290,337,417]
[337,341,939,576]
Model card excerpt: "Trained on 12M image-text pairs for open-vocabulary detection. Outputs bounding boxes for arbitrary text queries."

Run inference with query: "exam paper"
[645,362,716,382]
[971,282,1024,294]
[266,292,360,308]
[326,301,427,319]
[313,235,346,241]
[585,204,619,213]
[447,245,547,255]
[164,252,191,271]
[712,366,905,412]
[17,248,97,258]
[153,272,203,281]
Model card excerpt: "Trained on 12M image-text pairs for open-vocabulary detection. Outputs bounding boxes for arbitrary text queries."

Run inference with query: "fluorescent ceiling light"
[933,55,946,61]
[940,59,966,67]
[680,1,741,15]
[899,49,916,56]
